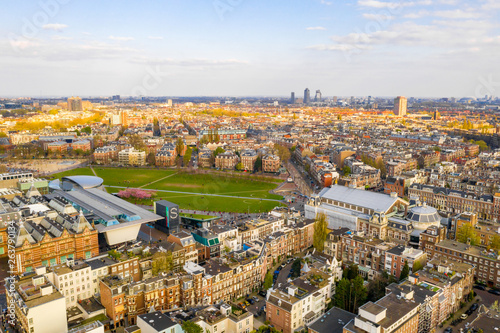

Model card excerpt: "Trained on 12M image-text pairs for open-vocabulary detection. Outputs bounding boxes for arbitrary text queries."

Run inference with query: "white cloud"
[362,13,395,20]
[130,57,248,68]
[108,36,134,41]
[320,0,332,5]
[42,23,68,31]
[306,26,327,31]
[358,0,412,9]
[51,36,73,41]
[148,36,164,40]
[433,9,481,19]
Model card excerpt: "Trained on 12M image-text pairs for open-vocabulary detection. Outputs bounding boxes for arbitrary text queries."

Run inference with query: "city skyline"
[1,0,499,98]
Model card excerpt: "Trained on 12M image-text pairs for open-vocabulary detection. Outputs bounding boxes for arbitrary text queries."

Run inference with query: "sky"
[0,0,499,98]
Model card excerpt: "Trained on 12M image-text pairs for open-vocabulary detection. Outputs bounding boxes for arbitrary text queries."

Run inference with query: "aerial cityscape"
[1,1,500,333]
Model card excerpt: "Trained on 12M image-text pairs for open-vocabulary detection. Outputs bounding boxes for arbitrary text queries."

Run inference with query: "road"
[286,161,313,197]
[275,262,294,288]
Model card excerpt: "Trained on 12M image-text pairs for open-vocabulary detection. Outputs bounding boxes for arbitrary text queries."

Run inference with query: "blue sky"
[0,0,499,98]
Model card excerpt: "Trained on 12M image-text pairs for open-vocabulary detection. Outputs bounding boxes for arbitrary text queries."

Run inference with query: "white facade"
[50,263,93,307]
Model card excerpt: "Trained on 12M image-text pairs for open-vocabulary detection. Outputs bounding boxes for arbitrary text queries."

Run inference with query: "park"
[51,167,286,213]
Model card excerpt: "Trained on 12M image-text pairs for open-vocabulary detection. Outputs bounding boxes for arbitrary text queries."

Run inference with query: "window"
[277,309,279,316]
[42,260,48,267]
[85,251,91,259]
[61,255,67,264]
[0,247,4,255]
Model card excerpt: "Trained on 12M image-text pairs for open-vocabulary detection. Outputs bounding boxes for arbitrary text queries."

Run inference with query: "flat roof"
[318,185,405,212]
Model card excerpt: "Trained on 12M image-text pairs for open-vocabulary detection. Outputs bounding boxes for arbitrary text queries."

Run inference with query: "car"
[461,314,468,320]
[247,298,255,305]
[474,285,486,290]
[252,296,259,302]
[259,290,267,297]
[470,303,478,312]
[244,301,250,307]
[444,328,453,333]
[489,289,500,295]
[238,302,246,309]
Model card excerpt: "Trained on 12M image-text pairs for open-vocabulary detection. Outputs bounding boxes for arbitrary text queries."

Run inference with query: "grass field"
[51,167,285,213]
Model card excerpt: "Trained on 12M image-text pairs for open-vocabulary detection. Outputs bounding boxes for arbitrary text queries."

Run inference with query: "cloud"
[357,0,432,9]
[42,23,68,31]
[306,27,327,31]
[148,36,164,40]
[108,35,134,41]
[404,9,481,19]
[51,36,73,41]
[362,13,395,20]
[320,0,332,5]
[130,57,248,69]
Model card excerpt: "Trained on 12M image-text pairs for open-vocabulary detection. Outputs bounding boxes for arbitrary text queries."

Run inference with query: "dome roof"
[406,204,441,230]
[61,175,104,190]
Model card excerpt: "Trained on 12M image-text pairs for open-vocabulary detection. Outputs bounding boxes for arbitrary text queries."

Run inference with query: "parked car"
[244,301,250,307]
[470,303,478,311]
[474,285,486,290]
[239,302,246,309]
[444,328,453,333]
[461,314,468,320]
[247,298,255,305]
[489,289,500,295]
[252,296,259,302]
[259,290,267,297]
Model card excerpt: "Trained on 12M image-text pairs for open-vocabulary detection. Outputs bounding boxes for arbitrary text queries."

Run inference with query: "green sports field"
[51,167,285,213]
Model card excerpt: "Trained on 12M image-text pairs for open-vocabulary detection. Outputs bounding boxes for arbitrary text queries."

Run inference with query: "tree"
[489,234,500,251]
[213,147,225,158]
[151,251,173,276]
[273,143,291,162]
[128,134,145,151]
[181,321,203,333]
[412,260,424,273]
[254,156,262,172]
[235,163,244,171]
[147,152,156,165]
[344,264,359,281]
[352,275,367,312]
[400,261,410,281]
[81,126,92,135]
[334,278,351,310]
[342,165,351,176]
[475,140,488,151]
[175,137,185,156]
[291,259,301,278]
[264,271,273,289]
[184,147,193,166]
[457,223,480,246]
[313,213,328,253]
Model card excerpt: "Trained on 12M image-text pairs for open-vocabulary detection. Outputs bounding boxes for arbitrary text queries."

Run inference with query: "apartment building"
[408,183,496,220]
[324,227,350,260]
[385,245,427,279]
[427,239,500,288]
[240,149,258,171]
[262,154,280,173]
[407,255,475,324]
[6,269,67,333]
[119,147,146,166]
[266,269,333,333]
[343,292,420,333]
[215,151,239,170]
[194,304,253,333]
[93,146,118,164]
[49,261,93,307]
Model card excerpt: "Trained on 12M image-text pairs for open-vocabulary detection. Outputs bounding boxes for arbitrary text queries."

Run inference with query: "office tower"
[394,96,408,116]
[67,96,82,111]
[315,90,322,102]
[350,96,354,105]
[304,88,311,104]
[112,95,120,101]
[333,96,338,104]
[291,92,295,104]
[368,96,372,105]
